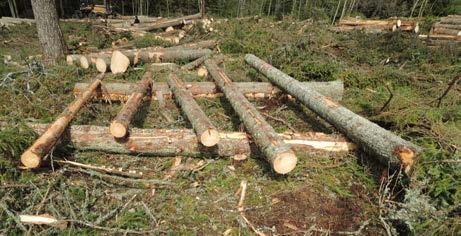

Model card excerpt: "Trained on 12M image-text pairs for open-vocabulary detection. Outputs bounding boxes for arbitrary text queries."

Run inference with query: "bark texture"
[31,0,67,65]
[245,54,421,173]
[204,59,297,174]
[110,72,152,138]
[73,80,344,102]
[21,74,105,168]
[23,123,354,158]
[167,73,219,147]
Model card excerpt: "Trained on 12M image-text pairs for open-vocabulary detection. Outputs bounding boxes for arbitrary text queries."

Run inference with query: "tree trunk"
[167,73,220,147]
[200,0,206,18]
[31,0,67,66]
[245,54,421,173]
[110,72,152,138]
[73,80,344,102]
[204,59,297,174]
[22,124,355,158]
[21,74,105,169]
[8,0,17,18]
[137,13,201,31]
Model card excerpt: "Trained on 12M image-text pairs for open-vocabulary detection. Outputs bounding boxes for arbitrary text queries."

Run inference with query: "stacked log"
[0,17,35,26]
[137,13,202,31]
[335,17,419,33]
[426,15,461,46]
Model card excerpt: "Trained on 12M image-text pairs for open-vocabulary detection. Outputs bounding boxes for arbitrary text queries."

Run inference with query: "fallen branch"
[19,214,68,229]
[435,76,460,107]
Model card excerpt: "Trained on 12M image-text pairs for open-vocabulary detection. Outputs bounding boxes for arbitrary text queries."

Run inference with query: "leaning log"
[137,13,201,31]
[204,59,297,174]
[21,123,355,158]
[110,72,152,138]
[167,73,219,147]
[245,54,421,173]
[20,74,105,169]
[74,81,344,102]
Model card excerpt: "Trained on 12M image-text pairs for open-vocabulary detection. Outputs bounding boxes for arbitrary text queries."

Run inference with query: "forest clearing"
[0,0,460,235]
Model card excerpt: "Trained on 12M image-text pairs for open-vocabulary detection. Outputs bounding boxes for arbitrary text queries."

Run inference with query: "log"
[432,27,461,36]
[95,54,112,73]
[73,80,344,102]
[137,13,201,31]
[428,34,461,41]
[167,73,219,147]
[245,54,421,173]
[22,123,355,158]
[19,214,67,229]
[433,23,461,31]
[20,74,105,169]
[169,40,218,50]
[204,59,297,174]
[110,72,152,138]
[440,16,461,25]
[181,55,209,70]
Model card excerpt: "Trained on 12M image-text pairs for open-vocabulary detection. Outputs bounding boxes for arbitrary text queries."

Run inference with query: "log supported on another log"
[137,13,202,31]
[110,72,152,138]
[73,80,344,102]
[167,73,220,147]
[205,59,297,174]
[245,54,421,173]
[21,74,105,169]
[22,123,355,158]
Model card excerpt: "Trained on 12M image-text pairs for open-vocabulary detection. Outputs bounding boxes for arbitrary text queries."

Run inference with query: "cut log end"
[110,51,130,74]
[66,55,74,65]
[200,128,220,147]
[109,121,128,138]
[396,146,415,174]
[95,58,108,73]
[273,151,298,174]
[21,150,41,169]
[79,56,90,69]
[197,66,208,77]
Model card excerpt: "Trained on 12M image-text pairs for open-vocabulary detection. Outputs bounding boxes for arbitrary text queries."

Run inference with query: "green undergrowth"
[0,17,460,234]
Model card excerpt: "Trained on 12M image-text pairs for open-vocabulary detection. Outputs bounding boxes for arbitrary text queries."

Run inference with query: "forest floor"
[0,17,459,235]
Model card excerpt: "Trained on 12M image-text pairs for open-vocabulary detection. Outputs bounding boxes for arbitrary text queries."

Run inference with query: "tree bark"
[21,74,105,169]
[22,124,355,158]
[204,59,297,174]
[31,0,67,66]
[110,72,152,138]
[245,54,421,173]
[167,73,220,147]
[137,13,201,31]
[73,80,344,102]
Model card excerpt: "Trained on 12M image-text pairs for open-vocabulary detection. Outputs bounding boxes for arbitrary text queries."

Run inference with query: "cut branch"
[205,59,297,174]
[245,54,421,173]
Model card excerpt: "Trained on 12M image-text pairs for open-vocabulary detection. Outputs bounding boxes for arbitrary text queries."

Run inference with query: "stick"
[54,160,143,178]
[436,76,460,107]
[19,214,68,229]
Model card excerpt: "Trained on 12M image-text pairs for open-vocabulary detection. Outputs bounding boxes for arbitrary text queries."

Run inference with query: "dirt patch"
[247,185,382,235]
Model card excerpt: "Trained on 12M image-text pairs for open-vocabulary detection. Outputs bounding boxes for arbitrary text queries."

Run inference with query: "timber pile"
[334,17,419,33]
[421,15,461,46]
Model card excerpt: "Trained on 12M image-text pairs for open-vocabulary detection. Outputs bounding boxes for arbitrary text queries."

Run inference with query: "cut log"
[110,50,138,74]
[110,72,152,138]
[167,73,219,147]
[21,123,355,158]
[66,55,81,66]
[428,34,461,41]
[19,214,67,229]
[432,27,461,36]
[433,23,461,31]
[440,16,461,25]
[169,40,218,50]
[20,74,105,169]
[137,13,201,31]
[245,54,421,173]
[151,63,179,71]
[74,80,344,102]
[95,54,112,73]
[181,55,209,70]
[204,59,297,174]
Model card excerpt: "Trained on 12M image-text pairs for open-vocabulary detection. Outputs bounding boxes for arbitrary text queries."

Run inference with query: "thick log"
[73,80,344,102]
[22,123,355,158]
[110,72,152,138]
[440,16,461,25]
[137,13,201,31]
[20,74,105,169]
[432,27,461,36]
[245,54,421,173]
[167,73,219,147]
[204,59,297,174]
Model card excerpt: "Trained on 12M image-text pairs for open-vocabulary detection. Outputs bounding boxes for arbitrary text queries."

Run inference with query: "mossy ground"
[0,17,459,235]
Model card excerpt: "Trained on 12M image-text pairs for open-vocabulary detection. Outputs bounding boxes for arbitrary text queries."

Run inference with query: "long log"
[137,13,201,31]
[204,59,297,174]
[110,72,152,138]
[73,80,344,102]
[167,73,220,147]
[245,54,421,173]
[20,74,105,169]
[440,16,461,25]
[21,123,355,158]
[169,40,217,50]
[433,23,461,31]
[428,34,461,41]
[432,27,461,36]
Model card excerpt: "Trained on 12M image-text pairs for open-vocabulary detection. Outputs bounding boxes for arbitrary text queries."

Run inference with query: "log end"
[200,128,220,147]
[66,55,74,65]
[110,121,128,138]
[110,51,130,74]
[396,146,415,174]
[79,56,90,69]
[95,58,108,73]
[273,151,298,174]
[21,150,41,169]
[197,66,208,77]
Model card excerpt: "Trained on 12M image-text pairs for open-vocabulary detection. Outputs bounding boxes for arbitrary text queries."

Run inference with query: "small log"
[245,54,421,173]
[19,214,67,229]
[21,74,105,169]
[169,40,218,50]
[167,73,219,147]
[66,55,81,66]
[433,23,461,31]
[137,13,201,31]
[22,123,355,158]
[428,34,461,41]
[151,63,179,71]
[95,55,112,73]
[204,59,297,174]
[73,80,344,102]
[110,72,152,138]
[181,55,209,70]
[440,16,461,25]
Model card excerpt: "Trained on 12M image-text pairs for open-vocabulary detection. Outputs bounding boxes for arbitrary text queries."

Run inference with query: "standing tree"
[31,0,67,66]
